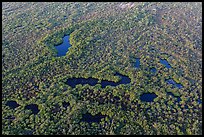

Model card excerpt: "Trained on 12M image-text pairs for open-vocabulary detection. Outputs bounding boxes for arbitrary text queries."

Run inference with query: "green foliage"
[2,2,202,135]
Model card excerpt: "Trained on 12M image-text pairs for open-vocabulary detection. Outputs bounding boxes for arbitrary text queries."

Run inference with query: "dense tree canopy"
[2,2,202,135]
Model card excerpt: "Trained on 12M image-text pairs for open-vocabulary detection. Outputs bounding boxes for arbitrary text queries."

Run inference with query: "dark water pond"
[6,101,20,109]
[115,72,131,84]
[160,59,172,68]
[165,79,183,89]
[81,113,106,123]
[55,35,71,57]
[101,80,117,88]
[65,72,131,88]
[135,58,140,68]
[140,93,158,102]
[101,73,131,88]
[62,101,70,108]
[64,16,67,20]
[167,92,181,103]
[25,104,40,114]
[198,99,202,104]
[66,77,99,88]
[150,67,157,74]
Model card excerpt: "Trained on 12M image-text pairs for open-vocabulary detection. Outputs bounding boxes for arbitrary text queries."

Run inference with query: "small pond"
[64,16,67,20]
[116,72,131,84]
[160,59,172,68]
[165,79,183,89]
[140,93,158,102]
[198,99,202,104]
[6,101,20,109]
[166,92,181,103]
[81,112,106,123]
[150,67,157,74]
[25,104,40,114]
[55,35,71,57]
[62,101,70,108]
[135,58,140,68]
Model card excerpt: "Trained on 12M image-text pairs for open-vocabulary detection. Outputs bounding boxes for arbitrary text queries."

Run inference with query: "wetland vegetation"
[2,2,202,135]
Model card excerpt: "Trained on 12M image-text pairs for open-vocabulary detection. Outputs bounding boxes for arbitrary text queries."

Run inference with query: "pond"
[116,72,131,84]
[55,35,71,57]
[101,80,117,88]
[135,58,140,68]
[198,99,202,104]
[166,92,181,103]
[81,112,106,123]
[101,72,131,88]
[160,59,172,68]
[6,100,20,109]
[34,85,39,89]
[65,72,131,88]
[66,77,99,88]
[150,67,157,74]
[63,16,67,20]
[62,101,70,108]
[140,93,158,102]
[165,79,183,89]
[25,104,40,114]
